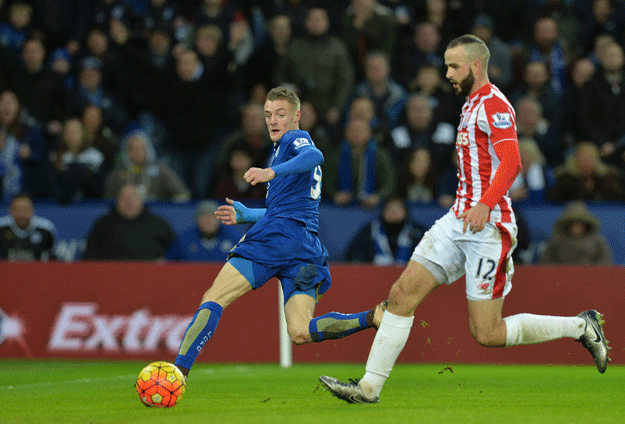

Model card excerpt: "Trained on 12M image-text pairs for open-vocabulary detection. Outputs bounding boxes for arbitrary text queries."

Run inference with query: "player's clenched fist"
[244,167,276,185]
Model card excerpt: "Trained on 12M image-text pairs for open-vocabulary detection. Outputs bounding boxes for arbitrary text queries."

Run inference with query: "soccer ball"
[135,361,186,408]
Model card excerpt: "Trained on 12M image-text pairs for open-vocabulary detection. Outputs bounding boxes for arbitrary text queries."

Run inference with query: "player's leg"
[283,293,316,345]
[468,298,584,347]
[320,260,440,403]
[465,222,609,372]
[320,212,459,403]
[467,298,506,346]
[175,262,252,376]
[359,260,439,396]
[470,299,610,371]
[282,283,387,345]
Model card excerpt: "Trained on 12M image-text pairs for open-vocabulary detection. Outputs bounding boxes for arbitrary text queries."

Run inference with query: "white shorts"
[412,210,517,301]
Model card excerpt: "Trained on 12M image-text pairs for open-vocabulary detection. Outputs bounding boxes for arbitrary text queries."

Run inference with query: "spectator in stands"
[582,0,625,55]
[379,0,416,45]
[192,0,248,47]
[299,100,331,157]
[541,200,613,265]
[509,137,555,206]
[344,196,425,265]
[67,56,130,136]
[193,24,231,93]
[245,13,291,99]
[342,0,397,80]
[192,22,248,130]
[0,129,21,204]
[104,130,190,203]
[348,50,407,134]
[0,90,50,199]
[510,60,562,124]
[420,0,463,47]
[81,25,140,117]
[276,0,312,37]
[30,0,91,54]
[91,0,135,37]
[396,147,437,205]
[587,32,616,67]
[322,117,396,209]
[578,41,625,163]
[81,105,118,175]
[225,16,255,90]
[471,14,513,92]
[0,192,57,261]
[479,0,527,44]
[275,6,354,128]
[211,140,266,200]
[527,16,569,95]
[49,47,75,90]
[165,200,239,262]
[2,36,67,138]
[49,117,105,203]
[409,62,460,125]
[83,182,176,261]
[137,0,189,42]
[343,96,382,143]
[385,93,455,172]
[160,48,225,198]
[547,141,625,202]
[524,0,585,57]
[0,0,34,52]
[514,96,562,168]
[394,21,445,90]
[559,58,596,146]
[108,18,175,121]
[214,102,272,173]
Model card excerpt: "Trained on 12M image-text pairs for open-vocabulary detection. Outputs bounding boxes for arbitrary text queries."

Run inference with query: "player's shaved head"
[447,34,490,72]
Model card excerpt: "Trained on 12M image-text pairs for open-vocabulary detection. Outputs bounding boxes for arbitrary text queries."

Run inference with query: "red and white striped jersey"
[452,83,517,223]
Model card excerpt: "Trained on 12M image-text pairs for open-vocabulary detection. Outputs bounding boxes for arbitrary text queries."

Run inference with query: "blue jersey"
[264,130,322,233]
[229,129,329,271]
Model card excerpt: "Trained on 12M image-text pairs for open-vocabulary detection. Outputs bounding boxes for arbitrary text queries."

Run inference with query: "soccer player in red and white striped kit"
[319,34,610,404]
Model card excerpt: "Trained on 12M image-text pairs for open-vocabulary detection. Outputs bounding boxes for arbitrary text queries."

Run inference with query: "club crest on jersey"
[293,138,310,149]
[460,111,471,128]
[491,113,512,129]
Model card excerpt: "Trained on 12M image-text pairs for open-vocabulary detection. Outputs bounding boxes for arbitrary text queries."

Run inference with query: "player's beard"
[455,68,475,98]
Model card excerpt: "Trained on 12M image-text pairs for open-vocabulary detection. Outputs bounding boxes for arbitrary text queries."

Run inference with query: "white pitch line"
[0,374,137,390]
[0,365,253,390]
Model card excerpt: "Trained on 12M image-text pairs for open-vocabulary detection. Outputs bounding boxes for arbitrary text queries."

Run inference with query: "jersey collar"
[469,82,492,101]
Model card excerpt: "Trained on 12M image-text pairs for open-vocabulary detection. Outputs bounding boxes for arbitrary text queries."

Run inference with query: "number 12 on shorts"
[475,258,497,280]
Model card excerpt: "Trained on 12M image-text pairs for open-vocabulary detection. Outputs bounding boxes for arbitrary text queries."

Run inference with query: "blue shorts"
[228,218,332,303]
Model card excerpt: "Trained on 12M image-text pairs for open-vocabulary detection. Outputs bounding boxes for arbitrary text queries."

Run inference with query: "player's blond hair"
[266,86,301,112]
[447,34,490,70]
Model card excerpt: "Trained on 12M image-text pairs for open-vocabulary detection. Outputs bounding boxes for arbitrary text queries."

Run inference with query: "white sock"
[359,311,414,398]
[504,314,586,346]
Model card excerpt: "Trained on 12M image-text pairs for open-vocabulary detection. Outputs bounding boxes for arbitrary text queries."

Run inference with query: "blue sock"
[308,311,369,342]
[175,301,223,371]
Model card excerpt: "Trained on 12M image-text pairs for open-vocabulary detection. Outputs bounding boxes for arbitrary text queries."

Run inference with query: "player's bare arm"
[245,167,276,186]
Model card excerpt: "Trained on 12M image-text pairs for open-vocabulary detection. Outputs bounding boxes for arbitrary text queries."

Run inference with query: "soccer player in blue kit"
[173,86,386,379]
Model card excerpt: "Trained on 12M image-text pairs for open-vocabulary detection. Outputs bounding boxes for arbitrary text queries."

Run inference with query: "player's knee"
[288,327,312,345]
[472,327,501,347]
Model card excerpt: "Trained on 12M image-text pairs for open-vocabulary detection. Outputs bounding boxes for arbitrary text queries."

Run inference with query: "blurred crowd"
[1,0,625,208]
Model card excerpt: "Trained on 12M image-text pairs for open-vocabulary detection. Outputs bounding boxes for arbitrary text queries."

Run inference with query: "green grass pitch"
[1,360,623,424]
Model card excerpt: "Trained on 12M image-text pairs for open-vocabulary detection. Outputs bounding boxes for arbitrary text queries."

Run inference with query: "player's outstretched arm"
[215,198,266,225]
